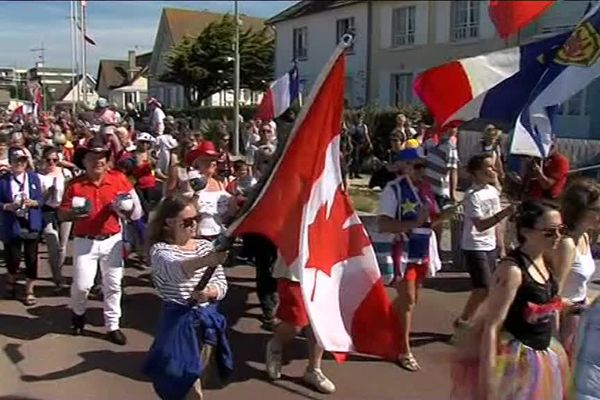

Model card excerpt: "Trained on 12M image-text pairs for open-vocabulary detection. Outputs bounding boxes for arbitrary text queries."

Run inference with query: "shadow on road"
[423,276,471,293]
[20,350,149,383]
[410,331,452,348]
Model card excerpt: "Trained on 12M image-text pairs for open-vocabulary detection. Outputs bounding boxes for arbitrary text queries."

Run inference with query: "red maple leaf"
[305,186,371,299]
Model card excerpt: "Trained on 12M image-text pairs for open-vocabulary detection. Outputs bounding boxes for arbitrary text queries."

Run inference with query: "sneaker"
[450,318,470,345]
[303,368,336,394]
[265,338,282,380]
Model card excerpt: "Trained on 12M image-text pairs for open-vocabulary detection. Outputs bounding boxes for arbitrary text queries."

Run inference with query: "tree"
[161,15,274,107]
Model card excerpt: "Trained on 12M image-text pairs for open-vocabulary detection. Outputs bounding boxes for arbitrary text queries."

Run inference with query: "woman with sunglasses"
[0,147,44,305]
[144,195,232,400]
[451,201,569,400]
[378,147,451,371]
[39,146,73,292]
[551,178,600,358]
[187,141,234,240]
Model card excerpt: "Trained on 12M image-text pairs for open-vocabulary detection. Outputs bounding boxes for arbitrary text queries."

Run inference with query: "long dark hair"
[561,178,600,231]
[515,200,558,244]
[147,195,196,248]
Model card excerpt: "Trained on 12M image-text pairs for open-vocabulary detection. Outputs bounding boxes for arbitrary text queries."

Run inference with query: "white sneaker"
[303,368,336,394]
[265,338,282,380]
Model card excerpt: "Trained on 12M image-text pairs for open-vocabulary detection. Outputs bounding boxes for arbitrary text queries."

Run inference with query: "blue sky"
[0,0,295,71]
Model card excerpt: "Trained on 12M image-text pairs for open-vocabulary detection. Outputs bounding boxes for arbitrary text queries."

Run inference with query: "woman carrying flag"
[377,147,453,371]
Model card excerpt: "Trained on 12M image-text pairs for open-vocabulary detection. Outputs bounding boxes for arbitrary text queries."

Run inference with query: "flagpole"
[226,33,354,235]
[233,0,240,155]
[80,0,88,107]
[70,0,77,115]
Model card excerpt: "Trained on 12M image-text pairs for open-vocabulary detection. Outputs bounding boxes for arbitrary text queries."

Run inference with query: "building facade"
[270,0,597,139]
[269,1,369,108]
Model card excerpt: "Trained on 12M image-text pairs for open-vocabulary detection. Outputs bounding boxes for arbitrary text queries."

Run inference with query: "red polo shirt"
[60,170,133,236]
[528,152,570,200]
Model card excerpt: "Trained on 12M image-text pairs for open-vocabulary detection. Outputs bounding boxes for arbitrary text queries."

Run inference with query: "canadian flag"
[229,46,401,360]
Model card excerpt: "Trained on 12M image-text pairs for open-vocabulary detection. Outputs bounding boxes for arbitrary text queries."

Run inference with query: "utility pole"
[80,0,88,108]
[70,0,77,114]
[233,0,240,155]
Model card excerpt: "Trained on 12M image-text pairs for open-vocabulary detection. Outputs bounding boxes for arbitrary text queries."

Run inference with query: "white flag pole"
[70,0,77,114]
[80,0,88,107]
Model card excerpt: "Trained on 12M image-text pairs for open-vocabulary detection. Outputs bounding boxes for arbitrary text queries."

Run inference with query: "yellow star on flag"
[401,200,418,215]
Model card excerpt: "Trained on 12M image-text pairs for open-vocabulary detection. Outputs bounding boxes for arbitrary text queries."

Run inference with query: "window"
[391,7,416,47]
[556,89,589,116]
[336,17,355,53]
[451,0,480,41]
[293,27,308,60]
[390,73,413,106]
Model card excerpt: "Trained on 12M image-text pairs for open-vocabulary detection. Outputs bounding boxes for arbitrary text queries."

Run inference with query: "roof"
[267,0,362,24]
[162,7,267,44]
[55,74,97,100]
[96,53,151,91]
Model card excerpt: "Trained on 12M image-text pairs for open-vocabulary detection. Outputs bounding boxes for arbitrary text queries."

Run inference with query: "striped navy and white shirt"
[425,138,459,199]
[150,240,228,306]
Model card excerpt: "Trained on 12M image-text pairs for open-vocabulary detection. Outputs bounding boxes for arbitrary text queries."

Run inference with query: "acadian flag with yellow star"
[379,150,442,279]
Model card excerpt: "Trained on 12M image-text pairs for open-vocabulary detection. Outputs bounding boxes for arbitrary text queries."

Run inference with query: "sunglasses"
[12,157,28,163]
[180,216,199,228]
[46,158,59,163]
[534,225,566,238]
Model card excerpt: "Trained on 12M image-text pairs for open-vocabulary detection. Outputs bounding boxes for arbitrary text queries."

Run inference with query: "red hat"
[185,140,219,165]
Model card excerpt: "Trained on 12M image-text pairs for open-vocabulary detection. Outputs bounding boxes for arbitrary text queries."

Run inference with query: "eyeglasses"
[46,158,59,163]
[534,225,566,238]
[180,216,198,229]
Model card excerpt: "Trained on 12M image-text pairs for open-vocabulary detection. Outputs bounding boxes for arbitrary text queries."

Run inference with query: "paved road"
[0,246,470,400]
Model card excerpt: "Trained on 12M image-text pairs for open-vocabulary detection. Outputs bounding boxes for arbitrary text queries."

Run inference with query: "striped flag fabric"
[413,31,569,128]
[489,1,555,39]
[229,45,402,361]
[256,66,300,121]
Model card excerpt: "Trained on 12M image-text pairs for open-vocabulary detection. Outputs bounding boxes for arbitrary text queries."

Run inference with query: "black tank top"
[502,250,559,351]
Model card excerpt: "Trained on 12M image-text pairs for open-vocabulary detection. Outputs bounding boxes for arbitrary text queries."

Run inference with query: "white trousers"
[70,233,123,331]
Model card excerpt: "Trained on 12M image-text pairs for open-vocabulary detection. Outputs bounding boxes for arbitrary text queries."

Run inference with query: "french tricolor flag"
[413,31,569,128]
[256,66,300,121]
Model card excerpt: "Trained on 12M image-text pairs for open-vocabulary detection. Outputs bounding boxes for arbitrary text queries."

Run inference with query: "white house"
[55,74,99,107]
[148,8,266,109]
[96,51,151,110]
[268,1,369,108]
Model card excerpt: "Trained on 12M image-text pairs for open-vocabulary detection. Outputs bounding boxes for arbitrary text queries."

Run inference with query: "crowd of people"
[0,96,599,399]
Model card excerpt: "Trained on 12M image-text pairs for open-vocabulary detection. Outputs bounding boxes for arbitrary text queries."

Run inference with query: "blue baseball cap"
[391,148,422,163]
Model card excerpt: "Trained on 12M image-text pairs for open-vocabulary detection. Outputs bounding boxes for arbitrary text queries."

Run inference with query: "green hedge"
[168,104,431,160]
[167,106,258,123]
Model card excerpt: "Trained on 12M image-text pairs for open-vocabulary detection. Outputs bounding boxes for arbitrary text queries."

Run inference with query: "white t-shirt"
[39,169,73,208]
[461,184,501,251]
[195,189,232,237]
[151,108,166,135]
[156,134,178,176]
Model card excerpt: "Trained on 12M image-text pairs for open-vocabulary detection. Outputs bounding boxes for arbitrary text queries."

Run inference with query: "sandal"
[398,353,421,372]
[23,293,37,306]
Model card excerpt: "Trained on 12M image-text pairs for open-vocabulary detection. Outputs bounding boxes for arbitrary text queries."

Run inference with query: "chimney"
[128,50,137,81]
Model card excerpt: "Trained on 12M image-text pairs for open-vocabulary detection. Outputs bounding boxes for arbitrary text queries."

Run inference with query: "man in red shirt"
[525,144,570,200]
[59,135,142,345]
